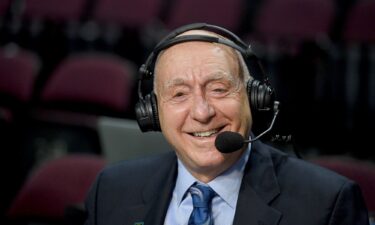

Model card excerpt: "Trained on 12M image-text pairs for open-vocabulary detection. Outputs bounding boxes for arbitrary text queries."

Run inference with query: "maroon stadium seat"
[165,0,244,32]
[343,0,375,42]
[7,154,106,223]
[40,52,136,116]
[253,0,335,43]
[0,45,40,105]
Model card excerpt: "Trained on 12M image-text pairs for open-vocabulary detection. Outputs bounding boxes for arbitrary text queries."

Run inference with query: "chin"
[197,151,226,167]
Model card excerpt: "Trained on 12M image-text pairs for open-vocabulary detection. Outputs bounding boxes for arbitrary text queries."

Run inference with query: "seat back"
[165,0,244,32]
[0,44,40,105]
[344,0,375,42]
[22,0,88,22]
[254,0,335,43]
[92,0,163,27]
[6,154,106,223]
[40,52,136,116]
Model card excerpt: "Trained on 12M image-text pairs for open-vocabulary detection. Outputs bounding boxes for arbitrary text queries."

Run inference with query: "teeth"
[193,129,218,137]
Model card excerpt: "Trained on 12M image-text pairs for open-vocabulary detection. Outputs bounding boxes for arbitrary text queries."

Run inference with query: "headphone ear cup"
[247,79,275,112]
[150,93,160,131]
[135,92,161,132]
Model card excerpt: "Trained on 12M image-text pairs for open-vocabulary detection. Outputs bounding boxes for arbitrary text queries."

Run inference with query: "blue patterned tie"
[188,183,216,225]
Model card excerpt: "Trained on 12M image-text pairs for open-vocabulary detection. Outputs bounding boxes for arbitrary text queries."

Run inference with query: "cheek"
[217,95,251,131]
[158,102,186,131]
[240,99,252,134]
[240,95,251,120]
[240,96,251,118]
[158,103,190,153]
[219,95,250,117]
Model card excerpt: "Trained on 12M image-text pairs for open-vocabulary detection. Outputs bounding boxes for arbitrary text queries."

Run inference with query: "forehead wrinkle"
[164,71,236,91]
[154,32,243,94]
[206,72,236,85]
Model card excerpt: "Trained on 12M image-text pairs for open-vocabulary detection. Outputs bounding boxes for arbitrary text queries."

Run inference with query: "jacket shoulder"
[266,145,349,187]
[100,151,176,184]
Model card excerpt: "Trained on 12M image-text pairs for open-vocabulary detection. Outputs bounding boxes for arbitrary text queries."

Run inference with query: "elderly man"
[84,23,369,225]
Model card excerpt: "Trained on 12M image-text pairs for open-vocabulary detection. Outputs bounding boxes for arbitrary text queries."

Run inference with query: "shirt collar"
[174,158,197,206]
[174,142,252,208]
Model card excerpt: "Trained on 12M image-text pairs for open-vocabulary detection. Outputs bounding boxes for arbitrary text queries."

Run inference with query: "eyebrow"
[165,78,185,89]
[164,72,235,90]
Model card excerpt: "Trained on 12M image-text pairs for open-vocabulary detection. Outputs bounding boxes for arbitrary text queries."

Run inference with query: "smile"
[190,126,224,137]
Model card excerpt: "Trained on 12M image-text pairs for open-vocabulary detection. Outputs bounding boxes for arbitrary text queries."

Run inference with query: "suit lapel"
[142,152,178,225]
[233,141,282,225]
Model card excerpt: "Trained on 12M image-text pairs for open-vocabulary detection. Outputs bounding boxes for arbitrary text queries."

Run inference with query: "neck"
[186,149,246,183]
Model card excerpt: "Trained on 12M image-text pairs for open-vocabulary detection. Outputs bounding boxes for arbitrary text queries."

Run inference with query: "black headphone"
[135,23,276,132]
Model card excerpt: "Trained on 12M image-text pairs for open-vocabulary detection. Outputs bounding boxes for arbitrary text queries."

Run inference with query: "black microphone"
[215,131,245,153]
[215,101,280,153]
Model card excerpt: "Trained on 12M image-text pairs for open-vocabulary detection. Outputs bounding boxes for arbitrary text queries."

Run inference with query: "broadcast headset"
[135,23,277,132]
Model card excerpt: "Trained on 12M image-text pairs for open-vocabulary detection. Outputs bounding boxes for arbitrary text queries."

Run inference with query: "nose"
[190,92,216,123]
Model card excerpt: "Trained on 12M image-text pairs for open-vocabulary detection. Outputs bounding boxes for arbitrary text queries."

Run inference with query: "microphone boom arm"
[246,101,280,143]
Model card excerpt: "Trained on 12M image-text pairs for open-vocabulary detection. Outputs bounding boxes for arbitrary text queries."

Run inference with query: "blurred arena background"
[1,0,374,224]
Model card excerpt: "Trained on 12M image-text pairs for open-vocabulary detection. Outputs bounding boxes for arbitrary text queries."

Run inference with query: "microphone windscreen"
[215,131,245,153]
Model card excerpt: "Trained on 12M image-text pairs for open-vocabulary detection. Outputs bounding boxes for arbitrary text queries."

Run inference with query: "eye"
[209,83,229,95]
[171,89,189,101]
[174,92,185,98]
[213,88,226,93]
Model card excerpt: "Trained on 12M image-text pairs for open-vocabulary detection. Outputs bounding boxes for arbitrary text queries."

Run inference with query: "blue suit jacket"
[84,141,369,225]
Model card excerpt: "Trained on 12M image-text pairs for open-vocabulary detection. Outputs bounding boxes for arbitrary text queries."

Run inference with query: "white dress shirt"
[164,144,251,225]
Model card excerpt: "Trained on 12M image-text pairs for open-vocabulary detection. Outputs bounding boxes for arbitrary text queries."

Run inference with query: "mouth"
[189,126,225,138]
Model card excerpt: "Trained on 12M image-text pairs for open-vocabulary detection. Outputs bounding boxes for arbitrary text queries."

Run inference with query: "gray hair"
[236,50,251,84]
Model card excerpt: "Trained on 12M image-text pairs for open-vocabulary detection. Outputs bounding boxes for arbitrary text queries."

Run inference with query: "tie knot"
[189,183,216,208]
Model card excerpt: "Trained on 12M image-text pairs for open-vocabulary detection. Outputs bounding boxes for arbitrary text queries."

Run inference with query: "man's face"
[155,41,252,181]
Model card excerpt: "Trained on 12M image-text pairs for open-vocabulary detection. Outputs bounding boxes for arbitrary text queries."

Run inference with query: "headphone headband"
[140,34,256,80]
[138,23,265,99]
[157,23,248,48]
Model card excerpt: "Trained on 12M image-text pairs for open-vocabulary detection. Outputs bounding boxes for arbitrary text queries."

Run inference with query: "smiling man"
[154,32,250,184]
[84,23,369,225]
